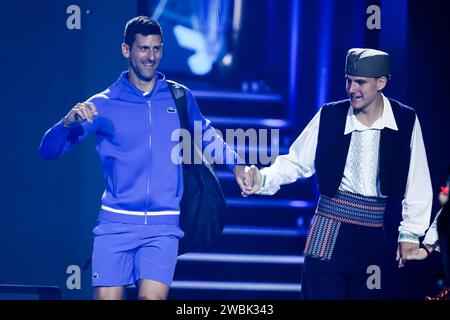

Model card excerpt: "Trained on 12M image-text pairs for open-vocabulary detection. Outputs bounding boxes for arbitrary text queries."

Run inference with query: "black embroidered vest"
[315,98,416,197]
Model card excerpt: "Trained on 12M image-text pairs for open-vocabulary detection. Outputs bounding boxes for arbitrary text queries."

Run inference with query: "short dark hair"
[124,16,163,47]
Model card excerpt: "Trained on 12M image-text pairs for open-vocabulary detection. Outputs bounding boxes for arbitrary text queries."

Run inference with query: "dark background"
[0,0,448,299]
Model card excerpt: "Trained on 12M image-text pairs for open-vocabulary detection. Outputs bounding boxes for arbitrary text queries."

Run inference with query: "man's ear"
[376,76,387,91]
[121,43,130,59]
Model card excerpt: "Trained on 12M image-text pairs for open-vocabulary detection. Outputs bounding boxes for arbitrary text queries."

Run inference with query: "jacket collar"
[112,70,166,99]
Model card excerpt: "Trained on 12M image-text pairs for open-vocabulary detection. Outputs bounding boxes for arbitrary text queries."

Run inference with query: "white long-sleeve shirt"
[258,95,432,236]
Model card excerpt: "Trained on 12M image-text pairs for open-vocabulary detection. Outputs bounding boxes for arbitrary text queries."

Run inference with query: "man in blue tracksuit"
[39,16,248,300]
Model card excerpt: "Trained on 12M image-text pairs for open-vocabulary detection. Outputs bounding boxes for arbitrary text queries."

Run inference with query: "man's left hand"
[396,242,420,268]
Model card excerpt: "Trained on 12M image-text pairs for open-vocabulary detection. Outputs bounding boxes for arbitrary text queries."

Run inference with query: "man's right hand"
[63,102,98,126]
[241,165,262,197]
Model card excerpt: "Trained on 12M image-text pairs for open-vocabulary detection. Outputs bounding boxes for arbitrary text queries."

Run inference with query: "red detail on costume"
[425,287,450,300]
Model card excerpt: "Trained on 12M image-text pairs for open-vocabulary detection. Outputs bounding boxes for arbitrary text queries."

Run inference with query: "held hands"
[396,242,421,268]
[233,165,262,197]
[403,244,434,262]
[63,102,98,126]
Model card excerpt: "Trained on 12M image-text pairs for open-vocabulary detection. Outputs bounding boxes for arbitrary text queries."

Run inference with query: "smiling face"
[122,33,163,85]
[345,74,387,111]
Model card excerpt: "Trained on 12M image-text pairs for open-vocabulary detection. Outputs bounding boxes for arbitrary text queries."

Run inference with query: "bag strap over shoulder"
[167,80,189,132]
[167,80,205,166]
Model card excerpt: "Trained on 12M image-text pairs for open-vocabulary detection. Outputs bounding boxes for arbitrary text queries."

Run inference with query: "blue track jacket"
[39,71,240,225]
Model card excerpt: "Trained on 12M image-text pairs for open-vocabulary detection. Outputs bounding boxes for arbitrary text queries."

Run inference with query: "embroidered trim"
[304,190,386,261]
[316,190,386,227]
[398,231,419,244]
[304,214,341,261]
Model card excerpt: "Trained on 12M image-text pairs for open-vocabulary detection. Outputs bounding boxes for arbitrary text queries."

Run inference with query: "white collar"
[344,94,398,134]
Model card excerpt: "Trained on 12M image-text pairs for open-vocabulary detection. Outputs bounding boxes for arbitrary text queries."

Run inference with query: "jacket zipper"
[177,163,183,198]
[145,99,152,225]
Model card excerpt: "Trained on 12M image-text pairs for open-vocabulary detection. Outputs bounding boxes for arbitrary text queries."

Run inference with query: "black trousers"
[301,222,385,300]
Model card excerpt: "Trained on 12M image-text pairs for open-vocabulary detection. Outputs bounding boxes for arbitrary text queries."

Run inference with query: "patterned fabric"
[343,130,381,196]
[398,231,420,244]
[317,190,386,227]
[304,214,341,261]
[304,190,386,260]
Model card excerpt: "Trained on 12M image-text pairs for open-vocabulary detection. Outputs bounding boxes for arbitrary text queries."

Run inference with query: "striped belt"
[316,190,386,227]
[304,190,386,261]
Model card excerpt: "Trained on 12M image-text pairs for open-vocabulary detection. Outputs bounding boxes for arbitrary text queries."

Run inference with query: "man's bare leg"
[137,279,169,300]
[94,286,124,300]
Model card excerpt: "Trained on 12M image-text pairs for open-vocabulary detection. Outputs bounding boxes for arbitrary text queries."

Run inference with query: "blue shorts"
[91,221,184,287]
